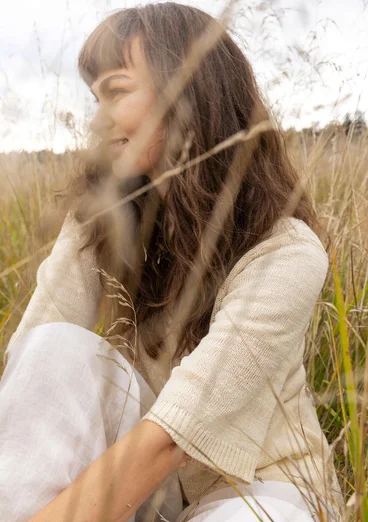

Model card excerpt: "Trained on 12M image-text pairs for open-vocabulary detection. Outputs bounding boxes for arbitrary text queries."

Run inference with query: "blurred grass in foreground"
[0,123,367,519]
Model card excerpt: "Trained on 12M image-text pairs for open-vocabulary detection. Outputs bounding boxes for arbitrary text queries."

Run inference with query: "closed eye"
[109,88,129,98]
[91,88,128,105]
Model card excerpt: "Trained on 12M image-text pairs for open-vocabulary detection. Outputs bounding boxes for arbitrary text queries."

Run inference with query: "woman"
[0,3,343,521]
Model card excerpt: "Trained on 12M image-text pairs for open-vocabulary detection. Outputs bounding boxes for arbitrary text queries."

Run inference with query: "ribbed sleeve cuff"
[141,400,257,484]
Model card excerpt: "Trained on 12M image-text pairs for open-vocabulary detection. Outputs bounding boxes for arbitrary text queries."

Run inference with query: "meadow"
[0,122,367,520]
[1,0,368,516]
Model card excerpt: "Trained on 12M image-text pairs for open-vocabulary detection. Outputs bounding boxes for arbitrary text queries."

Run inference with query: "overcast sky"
[0,0,367,152]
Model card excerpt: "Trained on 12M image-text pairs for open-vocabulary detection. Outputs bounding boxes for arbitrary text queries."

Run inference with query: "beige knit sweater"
[4,215,343,514]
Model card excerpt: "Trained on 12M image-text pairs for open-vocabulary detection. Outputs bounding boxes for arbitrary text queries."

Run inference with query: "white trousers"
[0,323,329,522]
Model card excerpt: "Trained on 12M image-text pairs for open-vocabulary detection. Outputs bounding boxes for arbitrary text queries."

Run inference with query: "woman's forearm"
[29,420,189,522]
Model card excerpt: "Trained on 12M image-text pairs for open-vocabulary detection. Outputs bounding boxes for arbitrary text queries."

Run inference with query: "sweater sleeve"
[4,216,102,364]
[141,235,329,484]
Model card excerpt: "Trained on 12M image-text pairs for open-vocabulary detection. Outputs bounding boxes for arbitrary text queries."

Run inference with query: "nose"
[89,106,114,137]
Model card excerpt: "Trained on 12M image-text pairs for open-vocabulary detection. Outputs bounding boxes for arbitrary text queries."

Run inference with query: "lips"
[109,138,128,146]
[106,137,129,159]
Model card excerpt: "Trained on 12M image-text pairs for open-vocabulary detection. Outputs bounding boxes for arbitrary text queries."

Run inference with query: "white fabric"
[0,322,183,522]
[178,481,340,521]
[0,322,338,522]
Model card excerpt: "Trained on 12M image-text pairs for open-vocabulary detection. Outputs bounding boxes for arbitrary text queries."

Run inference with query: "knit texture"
[4,215,343,515]
[5,216,102,359]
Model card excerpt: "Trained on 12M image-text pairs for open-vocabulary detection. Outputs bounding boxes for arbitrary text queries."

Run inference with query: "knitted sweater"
[4,215,343,514]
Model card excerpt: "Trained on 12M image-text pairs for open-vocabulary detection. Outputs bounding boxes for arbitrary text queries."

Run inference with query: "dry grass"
[1,124,367,520]
[0,0,368,520]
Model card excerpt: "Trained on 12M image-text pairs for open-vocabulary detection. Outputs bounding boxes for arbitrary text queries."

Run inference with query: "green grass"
[0,126,367,520]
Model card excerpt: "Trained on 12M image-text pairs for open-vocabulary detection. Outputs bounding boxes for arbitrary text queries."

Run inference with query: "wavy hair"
[66,2,325,361]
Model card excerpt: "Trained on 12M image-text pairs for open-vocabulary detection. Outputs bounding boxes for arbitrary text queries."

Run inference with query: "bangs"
[78,10,142,86]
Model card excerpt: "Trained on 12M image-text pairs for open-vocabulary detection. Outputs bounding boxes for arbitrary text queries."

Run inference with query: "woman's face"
[90,37,166,182]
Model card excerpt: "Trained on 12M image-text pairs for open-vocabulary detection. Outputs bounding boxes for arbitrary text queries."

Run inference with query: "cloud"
[0,0,367,151]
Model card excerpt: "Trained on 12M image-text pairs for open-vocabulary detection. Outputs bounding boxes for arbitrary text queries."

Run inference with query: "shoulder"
[270,216,327,251]
[232,217,327,279]
[213,217,329,311]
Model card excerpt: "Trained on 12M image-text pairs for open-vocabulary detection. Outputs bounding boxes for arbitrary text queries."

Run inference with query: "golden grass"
[1,0,368,516]
[0,124,367,520]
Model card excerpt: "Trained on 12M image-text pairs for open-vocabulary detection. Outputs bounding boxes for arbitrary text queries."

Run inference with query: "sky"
[0,0,367,152]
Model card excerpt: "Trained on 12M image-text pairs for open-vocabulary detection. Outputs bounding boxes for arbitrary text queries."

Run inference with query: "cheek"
[112,98,165,176]
[115,92,165,169]
[113,89,155,135]
[113,100,145,135]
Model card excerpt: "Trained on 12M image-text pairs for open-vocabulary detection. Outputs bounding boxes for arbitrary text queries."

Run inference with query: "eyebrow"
[90,73,131,98]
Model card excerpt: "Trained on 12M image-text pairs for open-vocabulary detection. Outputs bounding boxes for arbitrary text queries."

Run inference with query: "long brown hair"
[67,2,324,361]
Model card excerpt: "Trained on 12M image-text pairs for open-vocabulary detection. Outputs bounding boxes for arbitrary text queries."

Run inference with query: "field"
[0,123,367,520]
[2,0,368,517]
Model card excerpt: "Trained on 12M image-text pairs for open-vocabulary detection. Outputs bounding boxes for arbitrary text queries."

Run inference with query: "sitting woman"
[0,3,343,521]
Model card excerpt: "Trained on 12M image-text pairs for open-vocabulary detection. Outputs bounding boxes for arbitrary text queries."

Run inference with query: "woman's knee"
[4,321,154,420]
[6,322,106,372]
